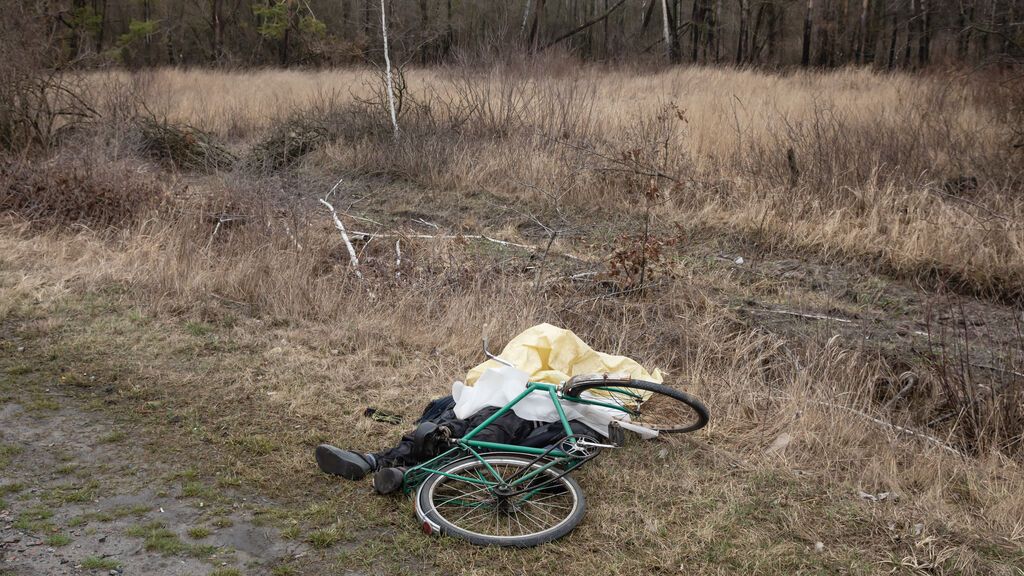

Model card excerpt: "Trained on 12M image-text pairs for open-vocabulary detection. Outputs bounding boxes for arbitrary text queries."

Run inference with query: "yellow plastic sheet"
[465,323,663,386]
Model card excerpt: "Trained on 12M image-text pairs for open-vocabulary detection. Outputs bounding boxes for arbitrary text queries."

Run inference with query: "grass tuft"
[80,556,120,570]
[46,533,72,547]
[305,526,343,549]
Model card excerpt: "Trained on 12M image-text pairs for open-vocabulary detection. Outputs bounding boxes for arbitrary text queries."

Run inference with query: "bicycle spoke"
[428,457,578,539]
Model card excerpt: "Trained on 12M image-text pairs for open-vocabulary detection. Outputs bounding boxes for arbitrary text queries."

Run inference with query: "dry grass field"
[2,63,1024,575]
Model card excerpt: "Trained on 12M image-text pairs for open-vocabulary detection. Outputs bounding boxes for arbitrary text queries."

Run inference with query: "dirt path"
[0,394,307,576]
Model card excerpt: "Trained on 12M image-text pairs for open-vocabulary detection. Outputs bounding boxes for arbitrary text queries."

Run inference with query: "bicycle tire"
[563,379,709,433]
[415,454,586,547]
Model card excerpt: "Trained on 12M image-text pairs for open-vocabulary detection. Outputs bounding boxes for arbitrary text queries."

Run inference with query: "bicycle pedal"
[608,421,625,447]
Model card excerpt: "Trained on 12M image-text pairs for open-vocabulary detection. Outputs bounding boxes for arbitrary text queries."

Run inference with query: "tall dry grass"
[2,63,1022,572]
[2,195,1022,572]
[81,65,1024,300]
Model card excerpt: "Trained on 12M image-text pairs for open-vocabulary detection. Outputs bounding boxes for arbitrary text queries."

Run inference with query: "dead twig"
[810,399,964,457]
[541,133,682,184]
[745,307,854,324]
[394,239,402,280]
[348,229,589,263]
[320,178,362,278]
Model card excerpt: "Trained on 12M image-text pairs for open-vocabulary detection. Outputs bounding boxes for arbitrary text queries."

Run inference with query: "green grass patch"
[0,443,23,469]
[44,481,99,505]
[212,516,234,528]
[55,462,79,475]
[98,430,126,444]
[229,434,279,456]
[305,526,343,549]
[180,481,216,500]
[25,395,60,412]
[125,521,187,555]
[125,521,217,558]
[87,503,151,522]
[80,556,120,570]
[5,364,34,375]
[271,565,298,576]
[0,482,25,496]
[185,321,213,337]
[13,505,55,533]
[280,524,301,540]
[67,515,88,527]
[46,533,72,546]
[187,526,211,539]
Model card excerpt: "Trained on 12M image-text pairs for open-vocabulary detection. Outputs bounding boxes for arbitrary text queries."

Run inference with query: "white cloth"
[451,366,658,439]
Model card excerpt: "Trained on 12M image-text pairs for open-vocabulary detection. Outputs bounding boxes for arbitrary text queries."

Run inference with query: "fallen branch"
[394,239,402,280]
[746,307,853,324]
[347,229,588,263]
[969,362,1024,379]
[540,0,628,50]
[283,223,303,252]
[411,217,439,229]
[205,220,222,253]
[351,230,530,249]
[320,178,362,278]
[204,213,246,253]
[533,230,558,291]
[811,400,964,457]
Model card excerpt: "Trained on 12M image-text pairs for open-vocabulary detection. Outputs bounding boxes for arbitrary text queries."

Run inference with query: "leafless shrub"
[921,301,1024,457]
[353,61,417,131]
[440,63,536,138]
[0,158,165,229]
[246,115,330,173]
[135,117,236,172]
[0,5,97,153]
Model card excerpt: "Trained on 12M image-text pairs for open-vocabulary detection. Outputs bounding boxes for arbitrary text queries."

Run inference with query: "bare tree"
[541,0,627,51]
[419,0,429,64]
[380,0,398,138]
[736,0,750,64]
[802,0,815,66]
[660,0,679,63]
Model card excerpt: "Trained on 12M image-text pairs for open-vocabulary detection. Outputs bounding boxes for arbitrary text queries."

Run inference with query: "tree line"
[25,1,1024,69]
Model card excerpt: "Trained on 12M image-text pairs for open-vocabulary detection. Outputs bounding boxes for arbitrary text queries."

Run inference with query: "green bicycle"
[405,341,709,547]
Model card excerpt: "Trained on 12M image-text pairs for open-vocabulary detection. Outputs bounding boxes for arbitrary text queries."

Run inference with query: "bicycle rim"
[572,381,709,433]
[417,455,585,546]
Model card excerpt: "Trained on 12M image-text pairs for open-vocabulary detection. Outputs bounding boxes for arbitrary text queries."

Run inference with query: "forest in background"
[20,0,1024,69]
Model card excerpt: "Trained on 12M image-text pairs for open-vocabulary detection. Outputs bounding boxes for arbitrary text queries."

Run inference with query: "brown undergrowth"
[2,63,1022,575]
[2,185,1023,573]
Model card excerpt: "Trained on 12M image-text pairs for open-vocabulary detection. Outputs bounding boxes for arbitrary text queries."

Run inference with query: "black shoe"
[372,467,406,495]
[315,445,376,480]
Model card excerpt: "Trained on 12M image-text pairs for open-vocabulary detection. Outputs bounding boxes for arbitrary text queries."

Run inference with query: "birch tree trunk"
[380,0,399,138]
[857,0,870,63]
[904,0,916,69]
[736,0,749,65]
[520,0,533,39]
[660,0,679,63]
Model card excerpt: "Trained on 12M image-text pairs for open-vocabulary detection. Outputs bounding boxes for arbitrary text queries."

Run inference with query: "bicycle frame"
[402,381,634,494]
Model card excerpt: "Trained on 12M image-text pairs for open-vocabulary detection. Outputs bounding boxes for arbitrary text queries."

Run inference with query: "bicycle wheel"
[415,454,585,547]
[563,379,709,433]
